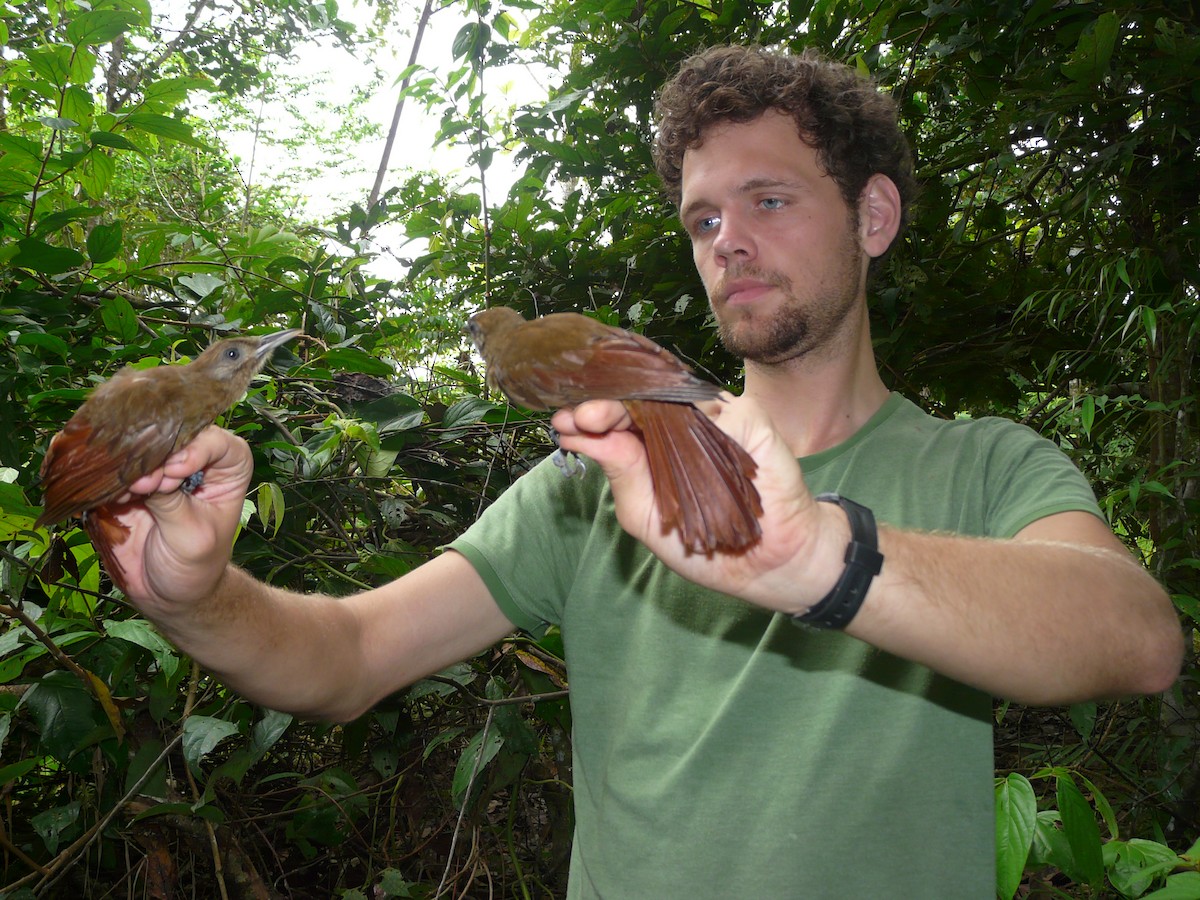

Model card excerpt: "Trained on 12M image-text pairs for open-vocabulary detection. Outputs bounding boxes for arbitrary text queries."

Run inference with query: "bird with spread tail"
[466,307,762,555]
[35,329,301,589]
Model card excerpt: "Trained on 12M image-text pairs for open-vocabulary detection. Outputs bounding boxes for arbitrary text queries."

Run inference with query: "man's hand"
[110,425,253,612]
[551,395,849,616]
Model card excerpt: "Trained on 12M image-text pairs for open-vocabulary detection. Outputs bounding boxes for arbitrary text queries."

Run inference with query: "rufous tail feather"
[626,400,762,555]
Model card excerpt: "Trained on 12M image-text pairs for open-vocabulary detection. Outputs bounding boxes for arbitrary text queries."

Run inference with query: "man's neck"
[741,327,890,458]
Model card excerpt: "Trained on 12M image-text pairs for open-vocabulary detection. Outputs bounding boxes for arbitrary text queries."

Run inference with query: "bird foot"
[551,448,585,478]
[181,470,205,494]
[547,426,585,478]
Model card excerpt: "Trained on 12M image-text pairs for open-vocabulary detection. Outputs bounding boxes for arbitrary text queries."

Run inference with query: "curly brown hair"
[653,45,917,246]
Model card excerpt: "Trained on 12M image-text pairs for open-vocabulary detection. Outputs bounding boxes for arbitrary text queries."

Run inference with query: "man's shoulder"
[886,393,1049,449]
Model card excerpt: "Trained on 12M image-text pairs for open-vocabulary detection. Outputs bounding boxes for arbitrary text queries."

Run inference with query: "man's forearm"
[144,564,374,720]
[846,521,1182,704]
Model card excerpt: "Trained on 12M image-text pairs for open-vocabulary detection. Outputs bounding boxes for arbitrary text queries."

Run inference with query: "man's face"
[679,110,867,365]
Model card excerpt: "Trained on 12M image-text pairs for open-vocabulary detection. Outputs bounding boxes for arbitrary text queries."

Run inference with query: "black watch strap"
[791,493,884,630]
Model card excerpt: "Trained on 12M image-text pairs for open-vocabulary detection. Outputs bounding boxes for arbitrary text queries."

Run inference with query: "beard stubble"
[713,228,865,365]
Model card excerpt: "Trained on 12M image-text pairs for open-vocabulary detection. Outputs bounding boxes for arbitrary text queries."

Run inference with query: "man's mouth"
[718,274,781,307]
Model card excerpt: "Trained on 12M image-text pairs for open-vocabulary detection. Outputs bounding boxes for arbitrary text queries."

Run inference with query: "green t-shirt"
[450,393,1101,899]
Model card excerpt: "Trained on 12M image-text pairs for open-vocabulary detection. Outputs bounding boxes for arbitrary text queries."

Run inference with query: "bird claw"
[547,425,585,478]
[181,471,205,494]
[551,448,585,478]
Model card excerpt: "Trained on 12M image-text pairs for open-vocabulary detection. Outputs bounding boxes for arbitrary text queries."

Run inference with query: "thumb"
[550,403,663,540]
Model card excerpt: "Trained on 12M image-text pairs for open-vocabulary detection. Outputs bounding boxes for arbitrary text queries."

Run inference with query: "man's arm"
[848,510,1181,704]
[112,427,514,722]
[552,398,1183,706]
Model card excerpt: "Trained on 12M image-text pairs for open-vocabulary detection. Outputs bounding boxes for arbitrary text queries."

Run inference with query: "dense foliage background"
[0,0,1196,896]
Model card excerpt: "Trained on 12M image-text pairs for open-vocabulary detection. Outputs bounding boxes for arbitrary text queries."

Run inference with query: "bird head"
[466,307,525,357]
[192,329,301,392]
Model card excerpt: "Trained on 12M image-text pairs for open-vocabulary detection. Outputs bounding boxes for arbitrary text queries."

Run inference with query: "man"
[112,46,1181,897]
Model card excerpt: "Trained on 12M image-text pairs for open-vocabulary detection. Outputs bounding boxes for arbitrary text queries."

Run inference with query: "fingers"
[127,426,252,497]
[109,427,254,606]
[550,400,631,437]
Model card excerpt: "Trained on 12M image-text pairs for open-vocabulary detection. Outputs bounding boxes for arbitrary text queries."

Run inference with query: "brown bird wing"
[37,367,197,527]
[35,415,182,527]
[502,317,722,408]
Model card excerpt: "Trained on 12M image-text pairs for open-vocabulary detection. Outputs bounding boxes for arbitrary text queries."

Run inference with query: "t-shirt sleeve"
[979,418,1104,538]
[447,454,609,634]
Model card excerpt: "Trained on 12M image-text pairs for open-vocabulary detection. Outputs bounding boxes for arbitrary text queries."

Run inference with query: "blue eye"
[761,197,784,210]
[696,215,720,234]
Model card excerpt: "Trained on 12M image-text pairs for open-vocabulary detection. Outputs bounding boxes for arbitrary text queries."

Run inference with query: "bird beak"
[254,329,302,359]
[465,317,483,350]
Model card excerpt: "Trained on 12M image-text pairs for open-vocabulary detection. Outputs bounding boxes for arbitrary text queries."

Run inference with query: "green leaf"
[353,393,425,435]
[176,272,225,299]
[65,10,142,46]
[100,295,140,342]
[122,113,208,148]
[26,46,73,88]
[125,739,170,798]
[31,801,81,854]
[1068,701,1096,743]
[91,131,144,153]
[256,481,285,537]
[1057,774,1104,887]
[443,396,499,429]
[23,670,101,762]
[211,709,293,785]
[14,331,71,359]
[321,347,395,376]
[1061,11,1119,85]
[1106,839,1183,897]
[87,220,123,265]
[104,618,179,679]
[1076,772,1118,840]
[1185,833,1200,860]
[81,147,116,197]
[452,22,491,62]
[1079,395,1095,437]
[1142,306,1158,345]
[361,447,398,479]
[995,773,1037,899]
[181,715,241,771]
[1142,871,1200,900]
[32,205,102,237]
[38,116,79,131]
[0,757,38,784]
[12,238,86,275]
[421,725,466,761]
[452,725,503,808]
[250,709,293,754]
[377,868,415,898]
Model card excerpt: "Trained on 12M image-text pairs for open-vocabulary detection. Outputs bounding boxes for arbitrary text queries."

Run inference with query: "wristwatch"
[790,493,884,630]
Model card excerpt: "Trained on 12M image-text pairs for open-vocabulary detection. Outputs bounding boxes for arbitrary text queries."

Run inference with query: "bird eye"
[225,347,240,360]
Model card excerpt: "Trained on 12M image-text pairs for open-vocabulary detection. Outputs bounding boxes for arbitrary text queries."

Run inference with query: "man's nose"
[712,212,756,266]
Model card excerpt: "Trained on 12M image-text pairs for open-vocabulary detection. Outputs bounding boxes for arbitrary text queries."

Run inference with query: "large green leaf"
[104,618,180,679]
[65,10,142,46]
[182,715,241,772]
[12,239,86,275]
[86,220,123,265]
[1057,774,1104,888]
[995,773,1037,899]
[22,671,102,762]
[122,113,208,148]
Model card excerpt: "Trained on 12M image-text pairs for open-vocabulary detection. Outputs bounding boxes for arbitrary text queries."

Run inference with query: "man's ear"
[858,174,902,260]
